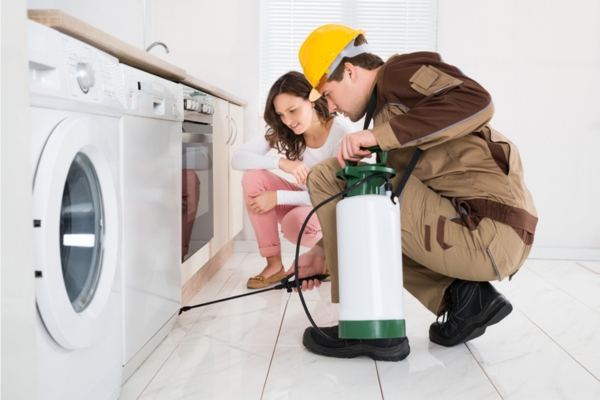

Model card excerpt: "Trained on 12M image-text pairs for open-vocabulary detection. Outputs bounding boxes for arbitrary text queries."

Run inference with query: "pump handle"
[345,145,387,167]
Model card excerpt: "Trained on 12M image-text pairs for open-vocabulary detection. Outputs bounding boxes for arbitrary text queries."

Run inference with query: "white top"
[231,116,355,206]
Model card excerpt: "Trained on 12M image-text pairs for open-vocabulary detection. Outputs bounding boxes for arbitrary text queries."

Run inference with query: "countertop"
[28,9,247,107]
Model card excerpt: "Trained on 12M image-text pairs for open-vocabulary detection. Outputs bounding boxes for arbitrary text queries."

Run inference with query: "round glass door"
[60,153,104,312]
[33,115,119,349]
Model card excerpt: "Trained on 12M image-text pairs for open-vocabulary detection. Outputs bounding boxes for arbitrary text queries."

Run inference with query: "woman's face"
[273,93,314,135]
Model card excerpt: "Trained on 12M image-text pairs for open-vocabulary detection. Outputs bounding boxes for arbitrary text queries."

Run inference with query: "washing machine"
[28,20,124,400]
[120,64,183,380]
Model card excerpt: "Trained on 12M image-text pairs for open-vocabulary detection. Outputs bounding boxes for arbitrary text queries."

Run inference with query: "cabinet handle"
[225,115,233,145]
[230,117,238,145]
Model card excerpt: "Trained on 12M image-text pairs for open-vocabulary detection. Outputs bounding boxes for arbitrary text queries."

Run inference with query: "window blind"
[260,0,438,110]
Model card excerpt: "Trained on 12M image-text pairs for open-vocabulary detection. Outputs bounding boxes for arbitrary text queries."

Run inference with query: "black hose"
[179,173,397,343]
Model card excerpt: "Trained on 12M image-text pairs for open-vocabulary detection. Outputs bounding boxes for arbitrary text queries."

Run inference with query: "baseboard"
[122,312,178,383]
[181,240,234,306]
[528,246,600,261]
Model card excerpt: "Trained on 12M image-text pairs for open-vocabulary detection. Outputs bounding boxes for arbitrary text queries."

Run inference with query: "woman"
[231,71,354,289]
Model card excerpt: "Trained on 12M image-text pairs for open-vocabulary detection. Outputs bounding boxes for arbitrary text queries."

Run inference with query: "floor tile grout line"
[514,303,600,383]
[179,253,247,339]
[260,295,291,399]
[576,261,600,275]
[466,343,505,399]
[133,253,251,399]
[133,339,182,400]
[374,362,385,399]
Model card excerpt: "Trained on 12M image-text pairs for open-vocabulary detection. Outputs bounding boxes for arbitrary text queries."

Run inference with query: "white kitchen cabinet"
[212,97,244,256]
[228,103,244,240]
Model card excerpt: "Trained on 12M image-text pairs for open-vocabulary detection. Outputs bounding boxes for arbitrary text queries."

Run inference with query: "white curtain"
[260,0,438,110]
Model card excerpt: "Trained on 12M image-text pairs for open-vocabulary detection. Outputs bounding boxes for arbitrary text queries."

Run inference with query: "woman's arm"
[276,190,312,206]
[231,134,282,170]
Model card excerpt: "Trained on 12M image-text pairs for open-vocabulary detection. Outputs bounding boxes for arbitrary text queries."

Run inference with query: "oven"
[181,86,214,262]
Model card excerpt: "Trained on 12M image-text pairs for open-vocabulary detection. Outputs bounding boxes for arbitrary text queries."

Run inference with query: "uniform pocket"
[486,234,512,281]
[409,65,463,97]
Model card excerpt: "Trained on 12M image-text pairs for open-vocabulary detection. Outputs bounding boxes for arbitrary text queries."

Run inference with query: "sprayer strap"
[363,85,422,197]
[394,148,423,198]
[363,86,378,130]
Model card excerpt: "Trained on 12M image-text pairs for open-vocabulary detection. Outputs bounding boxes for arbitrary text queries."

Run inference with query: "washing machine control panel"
[76,61,96,93]
[28,20,125,113]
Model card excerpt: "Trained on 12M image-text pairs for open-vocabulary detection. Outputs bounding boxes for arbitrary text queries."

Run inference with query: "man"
[288,24,538,361]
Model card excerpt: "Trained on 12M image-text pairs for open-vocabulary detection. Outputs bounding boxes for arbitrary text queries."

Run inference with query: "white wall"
[151,0,261,131]
[151,0,262,242]
[1,0,37,398]
[26,0,145,49]
[438,0,600,260]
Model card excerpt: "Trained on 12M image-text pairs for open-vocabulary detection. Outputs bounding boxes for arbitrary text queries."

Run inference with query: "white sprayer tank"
[334,148,405,339]
[336,193,405,338]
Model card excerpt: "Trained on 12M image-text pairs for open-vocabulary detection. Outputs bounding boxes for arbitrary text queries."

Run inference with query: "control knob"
[76,61,96,94]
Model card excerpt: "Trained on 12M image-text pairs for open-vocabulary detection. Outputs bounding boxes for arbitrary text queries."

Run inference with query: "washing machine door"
[33,116,119,350]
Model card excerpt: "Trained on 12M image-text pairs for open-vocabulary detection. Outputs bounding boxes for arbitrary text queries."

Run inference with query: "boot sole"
[430,293,513,347]
[302,331,410,362]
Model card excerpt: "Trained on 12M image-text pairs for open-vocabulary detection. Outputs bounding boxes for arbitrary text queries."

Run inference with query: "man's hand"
[279,158,310,185]
[247,191,277,214]
[336,129,378,167]
[285,246,327,292]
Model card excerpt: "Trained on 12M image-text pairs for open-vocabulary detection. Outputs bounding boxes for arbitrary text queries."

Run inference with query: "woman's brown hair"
[264,71,331,161]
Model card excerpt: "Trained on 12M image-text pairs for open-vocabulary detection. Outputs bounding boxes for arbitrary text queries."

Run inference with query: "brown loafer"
[246,267,286,289]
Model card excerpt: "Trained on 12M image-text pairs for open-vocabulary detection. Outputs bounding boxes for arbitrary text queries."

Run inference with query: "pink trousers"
[242,169,322,258]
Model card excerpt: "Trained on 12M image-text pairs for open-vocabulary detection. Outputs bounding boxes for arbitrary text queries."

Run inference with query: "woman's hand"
[279,158,310,185]
[247,191,277,214]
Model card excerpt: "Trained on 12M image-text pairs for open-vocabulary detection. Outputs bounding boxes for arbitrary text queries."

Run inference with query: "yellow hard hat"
[298,24,367,101]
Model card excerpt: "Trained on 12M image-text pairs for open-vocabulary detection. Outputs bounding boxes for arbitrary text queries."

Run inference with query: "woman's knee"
[242,169,270,193]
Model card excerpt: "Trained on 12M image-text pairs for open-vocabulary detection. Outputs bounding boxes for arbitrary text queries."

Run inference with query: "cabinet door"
[212,97,230,254]
[228,103,244,240]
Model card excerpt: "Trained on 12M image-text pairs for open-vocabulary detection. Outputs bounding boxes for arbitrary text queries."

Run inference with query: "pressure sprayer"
[335,148,403,339]
[180,88,423,346]
[179,145,422,343]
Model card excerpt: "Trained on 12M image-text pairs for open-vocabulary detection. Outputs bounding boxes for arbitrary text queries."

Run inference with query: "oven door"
[182,124,214,262]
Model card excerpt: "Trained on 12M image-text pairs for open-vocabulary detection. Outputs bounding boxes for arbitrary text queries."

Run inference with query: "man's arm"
[373,58,494,151]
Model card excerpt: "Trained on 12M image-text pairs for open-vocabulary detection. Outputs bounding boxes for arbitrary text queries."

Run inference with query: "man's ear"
[344,62,357,81]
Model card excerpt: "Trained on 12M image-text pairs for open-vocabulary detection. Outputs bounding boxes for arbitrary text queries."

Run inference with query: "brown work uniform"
[308,51,538,314]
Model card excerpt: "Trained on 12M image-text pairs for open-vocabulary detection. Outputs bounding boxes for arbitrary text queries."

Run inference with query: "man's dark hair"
[327,35,384,82]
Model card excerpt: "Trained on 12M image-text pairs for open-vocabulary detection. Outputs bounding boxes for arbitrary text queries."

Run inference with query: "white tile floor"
[120,253,600,400]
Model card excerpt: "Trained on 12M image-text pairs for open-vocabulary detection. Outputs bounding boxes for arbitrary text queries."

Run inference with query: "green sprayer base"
[338,319,406,339]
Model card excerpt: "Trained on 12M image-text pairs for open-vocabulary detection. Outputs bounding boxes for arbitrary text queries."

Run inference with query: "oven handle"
[182,132,213,143]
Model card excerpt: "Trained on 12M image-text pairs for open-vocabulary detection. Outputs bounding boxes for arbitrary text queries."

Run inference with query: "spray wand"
[178,172,391,317]
[178,273,329,315]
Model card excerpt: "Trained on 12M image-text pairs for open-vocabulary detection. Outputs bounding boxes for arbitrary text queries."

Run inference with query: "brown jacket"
[371,52,538,243]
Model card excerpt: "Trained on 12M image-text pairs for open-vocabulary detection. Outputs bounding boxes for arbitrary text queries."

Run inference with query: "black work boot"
[429,279,513,347]
[302,325,410,361]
